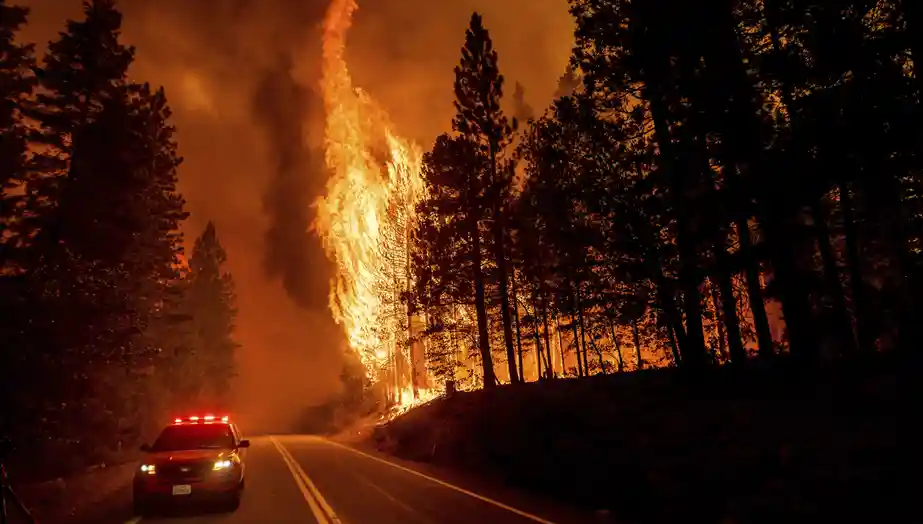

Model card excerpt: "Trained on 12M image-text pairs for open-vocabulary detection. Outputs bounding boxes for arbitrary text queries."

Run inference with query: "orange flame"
[386,387,441,420]
[315,0,426,378]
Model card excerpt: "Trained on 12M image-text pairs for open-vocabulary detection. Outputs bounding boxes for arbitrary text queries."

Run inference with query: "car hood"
[147,449,231,464]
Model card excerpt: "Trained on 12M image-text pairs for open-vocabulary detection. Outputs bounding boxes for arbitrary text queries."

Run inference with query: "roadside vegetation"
[377,1,922,522]
[1,0,239,483]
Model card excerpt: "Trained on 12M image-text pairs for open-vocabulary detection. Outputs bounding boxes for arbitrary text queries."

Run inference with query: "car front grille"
[159,460,212,481]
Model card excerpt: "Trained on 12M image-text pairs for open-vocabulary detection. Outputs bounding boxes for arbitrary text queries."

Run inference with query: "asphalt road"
[124,435,602,524]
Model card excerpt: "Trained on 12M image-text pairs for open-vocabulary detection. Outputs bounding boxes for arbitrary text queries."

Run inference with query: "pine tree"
[128,83,189,345]
[24,0,161,366]
[452,12,519,384]
[33,0,132,125]
[571,0,718,370]
[6,0,190,464]
[0,0,36,451]
[186,222,239,406]
[0,0,35,266]
[13,4,141,459]
[27,0,133,206]
[122,83,190,435]
[415,133,497,388]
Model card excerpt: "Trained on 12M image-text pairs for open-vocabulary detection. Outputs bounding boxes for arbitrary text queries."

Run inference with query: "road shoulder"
[327,435,611,524]
[16,462,136,524]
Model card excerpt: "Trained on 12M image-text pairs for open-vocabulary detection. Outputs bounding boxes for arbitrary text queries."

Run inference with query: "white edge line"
[272,436,342,524]
[320,437,559,524]
[271,436,331,524]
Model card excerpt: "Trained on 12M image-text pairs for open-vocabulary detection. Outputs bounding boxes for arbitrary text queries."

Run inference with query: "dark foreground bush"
[374,352,915,524]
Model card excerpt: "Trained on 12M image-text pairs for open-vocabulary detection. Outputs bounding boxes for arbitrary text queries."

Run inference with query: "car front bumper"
[133,472,241,503]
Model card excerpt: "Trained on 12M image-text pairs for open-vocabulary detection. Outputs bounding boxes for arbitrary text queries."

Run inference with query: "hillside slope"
[373,353,915,524]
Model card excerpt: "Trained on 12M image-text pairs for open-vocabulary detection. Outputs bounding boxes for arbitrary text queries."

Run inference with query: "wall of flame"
[314,0,426,379]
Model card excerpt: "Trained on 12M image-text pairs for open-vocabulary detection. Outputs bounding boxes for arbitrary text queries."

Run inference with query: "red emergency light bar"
[173,414,230,424]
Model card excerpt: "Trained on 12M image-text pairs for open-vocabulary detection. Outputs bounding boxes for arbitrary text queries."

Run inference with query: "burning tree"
[314,0,433,406]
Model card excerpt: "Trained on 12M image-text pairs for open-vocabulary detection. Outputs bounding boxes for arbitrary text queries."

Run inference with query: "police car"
[133,415,249,514]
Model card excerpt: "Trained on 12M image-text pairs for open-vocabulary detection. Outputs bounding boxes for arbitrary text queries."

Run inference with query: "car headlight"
[213,460,233,470]
[140,464,156,475]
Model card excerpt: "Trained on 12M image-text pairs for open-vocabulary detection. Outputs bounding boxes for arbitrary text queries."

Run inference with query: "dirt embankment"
[372,353,915,524]
[9,459,136,524]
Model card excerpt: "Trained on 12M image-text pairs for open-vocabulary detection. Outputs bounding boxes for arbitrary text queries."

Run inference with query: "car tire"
[226,488,241,512]
[132,496,148,516]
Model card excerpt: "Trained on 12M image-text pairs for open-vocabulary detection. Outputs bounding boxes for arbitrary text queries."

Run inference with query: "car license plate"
[172,484,192,496]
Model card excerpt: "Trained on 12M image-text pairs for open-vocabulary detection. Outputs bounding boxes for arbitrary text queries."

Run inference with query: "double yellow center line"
[271,436,342,524]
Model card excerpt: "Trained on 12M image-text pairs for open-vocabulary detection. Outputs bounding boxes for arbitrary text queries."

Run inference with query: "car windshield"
[151,424,235,451]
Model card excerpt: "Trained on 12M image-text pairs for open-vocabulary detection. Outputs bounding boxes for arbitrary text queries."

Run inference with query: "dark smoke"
[252,52,331,311]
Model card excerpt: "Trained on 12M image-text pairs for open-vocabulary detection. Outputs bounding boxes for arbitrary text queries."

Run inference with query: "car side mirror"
[140,443,152,452]
[238,439,250,449]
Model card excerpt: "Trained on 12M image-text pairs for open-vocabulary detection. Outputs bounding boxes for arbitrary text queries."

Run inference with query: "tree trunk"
[653,274,688,358]
[677,270,707,368]
[861,175,920,350]
[406,225,419,399]
[450,306,461,384]
[839,183,873,352]
[382,352,392,405]
[553,308,566,376]
[541,300,554,377]
[670,325,685,366]
[541,343,552,377]
[764,218,817,357]
[710,0,819,361]
[393,338,402,404]
[517,337,525,382]
[532,312,544,380]
[590,335,606,374]
[708,281,728,360]
[470,219,497,388]
[736,219,775,358]
[511,268,524,382]
[392,268,404,402]
[643,91,707,368]
[811,202,858,356]
[570,311,583,376]
[715,267,746,364]
[631,319,643,370]
[609,320,624,371]
[487,128,519,385]
[492,217,519,384]
[576,288,591,375]
[669,321,683,364]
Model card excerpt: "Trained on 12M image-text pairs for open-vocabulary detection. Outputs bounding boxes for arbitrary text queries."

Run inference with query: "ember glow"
[387,387,441,420]
[315,0,428,390]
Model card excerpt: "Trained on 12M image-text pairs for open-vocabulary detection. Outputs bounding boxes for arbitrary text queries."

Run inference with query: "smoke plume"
[253,52,331,311]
